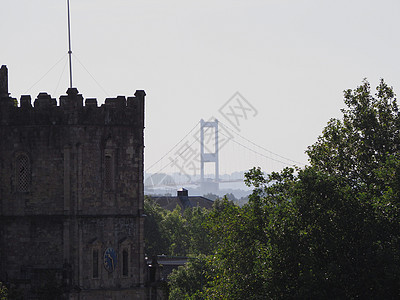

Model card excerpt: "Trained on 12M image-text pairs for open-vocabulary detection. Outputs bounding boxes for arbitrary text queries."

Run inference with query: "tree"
[307,79,400,194]
[303,79,400,297]
[184,207,213,255]
[162,205,190,256]
[144,197,190,256]
[204,196,270,299]
[144,196,170,256]
[144,197,213,256]
[168,255,210,300]
[201,79,400,299]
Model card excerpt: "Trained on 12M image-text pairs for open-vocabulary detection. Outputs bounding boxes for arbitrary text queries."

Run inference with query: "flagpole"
[67,0,73,88]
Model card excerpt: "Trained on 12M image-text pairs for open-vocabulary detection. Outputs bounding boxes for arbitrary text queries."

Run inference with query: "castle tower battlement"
[0,66,145,128]
[0,65,149,298]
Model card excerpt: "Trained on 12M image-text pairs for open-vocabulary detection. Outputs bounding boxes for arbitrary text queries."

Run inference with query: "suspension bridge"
[145,119,305,196]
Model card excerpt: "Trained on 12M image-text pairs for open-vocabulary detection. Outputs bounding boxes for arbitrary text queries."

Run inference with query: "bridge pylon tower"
[200,119,219,193]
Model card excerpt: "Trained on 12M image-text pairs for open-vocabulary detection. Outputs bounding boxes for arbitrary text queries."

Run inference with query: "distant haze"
[2,0,400,176]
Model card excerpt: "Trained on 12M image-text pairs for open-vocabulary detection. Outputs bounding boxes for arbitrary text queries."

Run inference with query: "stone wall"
[0,66,147,298]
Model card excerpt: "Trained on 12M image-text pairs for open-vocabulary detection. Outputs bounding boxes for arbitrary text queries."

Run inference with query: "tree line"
[145,79,400,299]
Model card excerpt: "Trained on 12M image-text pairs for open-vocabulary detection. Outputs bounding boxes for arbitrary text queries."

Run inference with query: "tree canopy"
[144,197,212,257]
[167,79,400,299]
[307,79,400,193]
[213,79,400,298]
[150,79,400,299]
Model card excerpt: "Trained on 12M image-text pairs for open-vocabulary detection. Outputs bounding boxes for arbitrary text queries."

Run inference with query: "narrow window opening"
[122,249,128,277]
[17,154,30,192]
[105,155,112,191]
[93,249,99,278]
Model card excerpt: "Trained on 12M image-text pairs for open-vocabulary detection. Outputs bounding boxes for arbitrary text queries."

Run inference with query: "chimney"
[177,188,192,209]
[0,65,9,99]
[177,188,188,198]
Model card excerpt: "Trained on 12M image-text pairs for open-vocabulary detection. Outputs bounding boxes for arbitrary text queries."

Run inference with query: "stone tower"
[0,65,147,299]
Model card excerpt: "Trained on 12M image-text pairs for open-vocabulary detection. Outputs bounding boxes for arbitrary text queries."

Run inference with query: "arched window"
[122,249,129,277]
[16,153,30,192]
[90,239,102,279]
[104,139,116,192]
[92,249,99,279]
[104,154,115,191]
[119,238,132,278]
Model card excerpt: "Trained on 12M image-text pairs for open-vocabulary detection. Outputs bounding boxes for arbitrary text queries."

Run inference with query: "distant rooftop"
[149,189,214,210]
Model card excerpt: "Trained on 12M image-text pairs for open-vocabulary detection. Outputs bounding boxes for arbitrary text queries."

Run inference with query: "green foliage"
[0,282,8,300]
[147,79,400,299]
[307,79,400,193]
[144,196,170,256]
[168,255,210,300]
[184,207,213,255]
[200,79,400,299]
[144,196,212,256]
[153,80,400,298]
[205,196,268,299]
[205,166,400,298]
[163,206,189,256]
[204,192,249,206]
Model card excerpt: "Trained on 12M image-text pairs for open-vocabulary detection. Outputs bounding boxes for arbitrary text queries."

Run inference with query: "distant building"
[0,65,158,299]
[148,255,188,282]
[149,188,214,211]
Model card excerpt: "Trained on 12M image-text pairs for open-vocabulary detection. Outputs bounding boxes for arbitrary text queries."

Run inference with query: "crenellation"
[0,65,16,109]
[60,87,84,109]
[0,65,149,298]
[20,95,32,108]
[0,92,145,127]
[105,95,127,108]
[85,98,97,107]
[0,66,145,128]
[0,65,9,98]
[34,92,57,108]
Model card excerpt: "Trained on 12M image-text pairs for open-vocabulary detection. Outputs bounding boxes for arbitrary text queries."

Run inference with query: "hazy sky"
[2,0,400,177]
